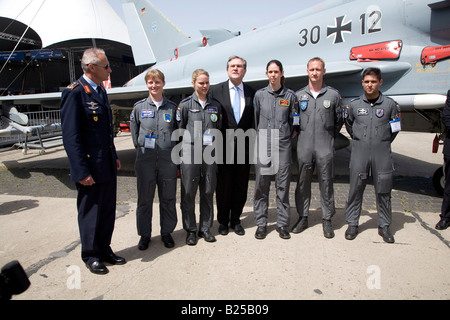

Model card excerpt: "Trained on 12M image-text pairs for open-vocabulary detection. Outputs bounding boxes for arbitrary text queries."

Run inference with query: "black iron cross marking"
[327,16,352,44]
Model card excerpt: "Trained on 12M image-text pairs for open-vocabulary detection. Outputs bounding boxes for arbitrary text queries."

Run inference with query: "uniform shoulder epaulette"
[181,96,192,103]
[133,98,146,107]
[287,89,296,95]
[327,86,341,95]
[66,81,80,90]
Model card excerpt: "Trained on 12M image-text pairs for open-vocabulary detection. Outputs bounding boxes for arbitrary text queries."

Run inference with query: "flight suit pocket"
[352,122,367,140]
[377,172,393,194]
[376,123,392,142]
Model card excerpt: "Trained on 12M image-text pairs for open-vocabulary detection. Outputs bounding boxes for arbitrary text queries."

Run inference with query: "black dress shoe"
[378,226,395,243]
[218,224,229,235]
[231,224,245,236]
[435,218,450,230]
[322,219,335,239]
[186,231,197,246]
[102,253,126,265]
[86,260,109,275]
[276,226,291,239]
[198,230,216,242]
[345,225,358,240]
[255,226,267,240]
[138,236,151,250]
[161,234,175,248]
[291,216,308,234]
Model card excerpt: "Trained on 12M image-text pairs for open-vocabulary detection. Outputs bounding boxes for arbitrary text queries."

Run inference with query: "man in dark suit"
[209,56,256,236]
[437,89,450,230]
[61,48,126,275]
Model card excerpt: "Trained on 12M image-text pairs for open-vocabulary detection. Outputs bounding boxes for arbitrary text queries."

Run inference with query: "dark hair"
[362,67,382,81]
[266,59,285,85]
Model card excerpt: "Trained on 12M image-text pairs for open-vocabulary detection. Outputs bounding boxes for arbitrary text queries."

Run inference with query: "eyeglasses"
[88,63,110,70]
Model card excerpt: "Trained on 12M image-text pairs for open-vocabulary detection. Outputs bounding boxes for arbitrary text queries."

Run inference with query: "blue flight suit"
[61,76,119,264]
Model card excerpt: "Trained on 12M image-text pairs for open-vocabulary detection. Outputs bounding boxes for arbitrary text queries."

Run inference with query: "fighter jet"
[0,0,449,190]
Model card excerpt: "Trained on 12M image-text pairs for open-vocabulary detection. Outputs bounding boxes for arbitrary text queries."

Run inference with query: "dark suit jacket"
[443,90,450,158]
[61,76,118,184]
[210,80,255,132]
[210,80,256,164]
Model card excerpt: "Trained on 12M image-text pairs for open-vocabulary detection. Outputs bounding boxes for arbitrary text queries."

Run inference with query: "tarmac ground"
[0,131,449,304]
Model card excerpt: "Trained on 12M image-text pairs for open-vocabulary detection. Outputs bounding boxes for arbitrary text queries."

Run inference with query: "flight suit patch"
[164,113,171,122]
[323,100,331,109]
[357,108,369,116]
[376,109,384,118]
[210,114,218,122]
[300,101,308,111]
[279,99,290,107]
[142,110,154,118]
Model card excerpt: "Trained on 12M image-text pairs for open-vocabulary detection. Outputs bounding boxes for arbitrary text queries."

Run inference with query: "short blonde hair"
[307,57,325,69]
[145,69,165,83]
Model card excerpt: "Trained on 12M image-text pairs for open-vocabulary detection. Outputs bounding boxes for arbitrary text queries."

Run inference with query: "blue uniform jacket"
[60,76,118,184]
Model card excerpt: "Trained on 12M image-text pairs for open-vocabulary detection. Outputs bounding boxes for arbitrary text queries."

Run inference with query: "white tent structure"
[0,0,140,94]
[0,0,130,49]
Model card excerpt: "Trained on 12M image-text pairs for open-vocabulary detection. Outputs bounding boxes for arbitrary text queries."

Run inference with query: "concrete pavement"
[0,131,449,301]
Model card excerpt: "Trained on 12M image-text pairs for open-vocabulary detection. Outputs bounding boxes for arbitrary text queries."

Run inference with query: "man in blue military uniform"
[61,48,126,274]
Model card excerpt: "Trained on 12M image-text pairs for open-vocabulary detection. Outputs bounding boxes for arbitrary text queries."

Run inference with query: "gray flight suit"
[177,93,222,232]
[130,97,179,238]
[253,85,299,227]
[344,93,401,227]
[295,85,343,220]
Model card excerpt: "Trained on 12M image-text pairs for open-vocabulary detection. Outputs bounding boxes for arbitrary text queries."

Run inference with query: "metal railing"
[0,110,62,152]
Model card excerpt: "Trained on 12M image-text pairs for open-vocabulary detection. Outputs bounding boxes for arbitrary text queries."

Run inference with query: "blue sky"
[108,0,317,38]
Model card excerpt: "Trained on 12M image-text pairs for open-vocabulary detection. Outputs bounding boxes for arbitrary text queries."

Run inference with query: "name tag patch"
[142,110,154,118]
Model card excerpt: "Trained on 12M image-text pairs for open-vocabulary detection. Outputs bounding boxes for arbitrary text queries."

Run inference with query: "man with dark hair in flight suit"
[344,67,401,243]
